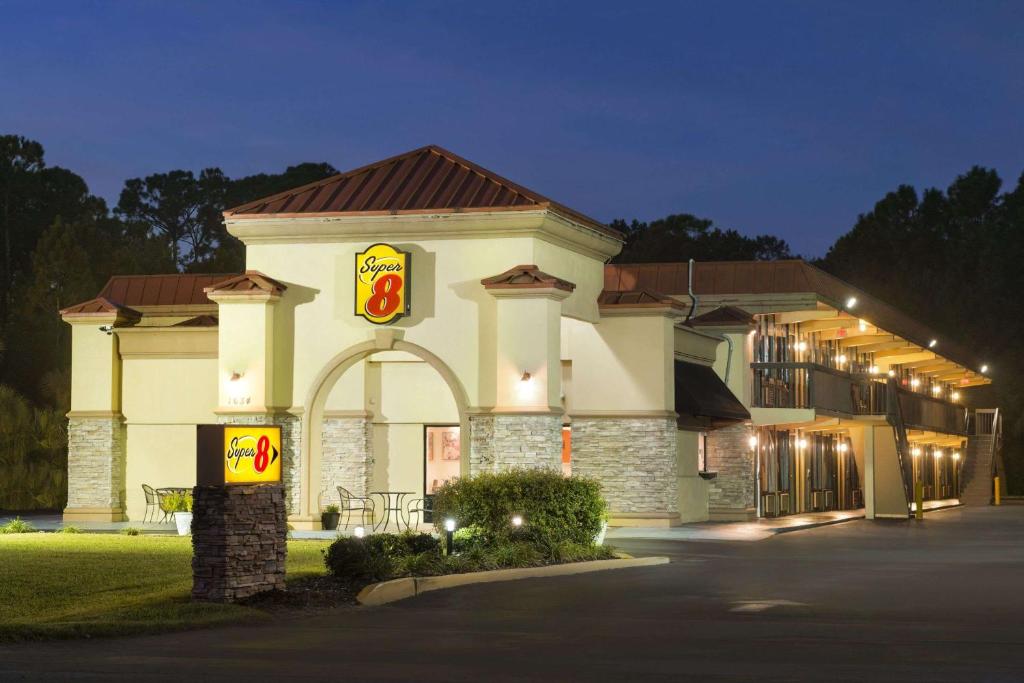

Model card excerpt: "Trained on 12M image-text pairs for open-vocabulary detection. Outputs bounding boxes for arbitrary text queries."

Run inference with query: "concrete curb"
[770,514,864,536]
[357,556,670,606]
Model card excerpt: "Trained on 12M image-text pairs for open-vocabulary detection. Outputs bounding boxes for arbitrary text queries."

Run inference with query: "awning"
[674,360,750,431]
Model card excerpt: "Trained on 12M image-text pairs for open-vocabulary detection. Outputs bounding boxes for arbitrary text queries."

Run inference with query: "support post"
[914,480,924,520]
[994,476,1001,506]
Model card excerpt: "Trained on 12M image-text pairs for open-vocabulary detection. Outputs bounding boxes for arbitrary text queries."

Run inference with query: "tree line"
[0,133,1020,508]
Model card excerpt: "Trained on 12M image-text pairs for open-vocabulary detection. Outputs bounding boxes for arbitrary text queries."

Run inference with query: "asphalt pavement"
[1,506,1022,682]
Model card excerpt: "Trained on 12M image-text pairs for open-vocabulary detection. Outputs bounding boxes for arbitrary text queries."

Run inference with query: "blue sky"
[2,0,1022,256]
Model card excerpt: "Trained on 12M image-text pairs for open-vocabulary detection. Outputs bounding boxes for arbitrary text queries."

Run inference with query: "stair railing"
[885,377,914,517]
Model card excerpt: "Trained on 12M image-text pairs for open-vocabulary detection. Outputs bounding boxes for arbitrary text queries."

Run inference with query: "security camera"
[99,324,114,335]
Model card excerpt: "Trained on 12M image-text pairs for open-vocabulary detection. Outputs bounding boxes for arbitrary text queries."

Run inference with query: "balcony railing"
[751,363,966,435]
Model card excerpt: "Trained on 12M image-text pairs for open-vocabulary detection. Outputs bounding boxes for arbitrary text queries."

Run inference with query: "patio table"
[368,491,415,532]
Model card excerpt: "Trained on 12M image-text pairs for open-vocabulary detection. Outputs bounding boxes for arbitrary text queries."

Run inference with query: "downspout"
[686,258,698,321]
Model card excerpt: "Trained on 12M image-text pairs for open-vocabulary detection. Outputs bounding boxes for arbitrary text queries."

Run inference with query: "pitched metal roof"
[204,271,287,296]
[224,144,622,240]
[59,297,142,321]
[98,273,237,308]
[597,289,688,312]
[687,305,756,328]
[481,265,576,292]
[605,260,986,375]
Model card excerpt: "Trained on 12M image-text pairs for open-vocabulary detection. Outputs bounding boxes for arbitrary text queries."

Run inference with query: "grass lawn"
[0,534,333,642]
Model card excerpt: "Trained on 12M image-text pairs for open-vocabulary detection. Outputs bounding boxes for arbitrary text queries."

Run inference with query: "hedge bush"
[432,470,606,547]
[324,532,438,582]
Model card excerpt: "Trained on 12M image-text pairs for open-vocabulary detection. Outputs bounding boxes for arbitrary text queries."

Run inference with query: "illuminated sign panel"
[223,426,281,484]
[355,243,411,325]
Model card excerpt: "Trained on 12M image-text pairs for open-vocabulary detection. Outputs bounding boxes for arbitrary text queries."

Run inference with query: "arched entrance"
[297,336,471,523]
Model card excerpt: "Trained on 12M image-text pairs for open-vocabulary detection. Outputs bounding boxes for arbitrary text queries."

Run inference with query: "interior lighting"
[928,339,938,349]
[748,435,758,449]
[511,515,523,528]
[354,526,365,539]
[845,296,858,309]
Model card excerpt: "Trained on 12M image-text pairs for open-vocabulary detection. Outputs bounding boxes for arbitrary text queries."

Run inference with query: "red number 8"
[254,436,270,473]
[366,274,402,318]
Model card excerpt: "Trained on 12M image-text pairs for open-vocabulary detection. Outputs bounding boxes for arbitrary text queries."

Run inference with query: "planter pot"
[321,511,341,531]
[594,521,608,546]
[173,511,193,536]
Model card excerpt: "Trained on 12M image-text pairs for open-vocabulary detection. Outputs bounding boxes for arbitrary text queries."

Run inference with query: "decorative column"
[475,265,573,473]
[205,272,302,514]
[60,298,141,522]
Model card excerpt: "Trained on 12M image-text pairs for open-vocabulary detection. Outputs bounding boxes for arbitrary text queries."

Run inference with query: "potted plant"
[163,491,194,536]
[321,504,341,531]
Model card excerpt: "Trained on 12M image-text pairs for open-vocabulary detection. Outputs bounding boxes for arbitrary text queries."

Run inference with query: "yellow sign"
[223,426,281,484]
[355,243,411,325]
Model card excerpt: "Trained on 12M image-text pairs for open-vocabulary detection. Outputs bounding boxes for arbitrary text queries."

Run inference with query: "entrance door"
[424,425,460,495]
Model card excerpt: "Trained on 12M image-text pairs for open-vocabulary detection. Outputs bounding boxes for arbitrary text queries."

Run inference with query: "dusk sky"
[3,1,1022,256]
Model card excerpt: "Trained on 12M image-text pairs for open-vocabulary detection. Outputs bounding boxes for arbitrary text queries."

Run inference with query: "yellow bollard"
[994,476,1001,506]
[915,480,924,520]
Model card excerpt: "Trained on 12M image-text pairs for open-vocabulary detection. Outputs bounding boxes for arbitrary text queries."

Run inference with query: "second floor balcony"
[751,362,967,435]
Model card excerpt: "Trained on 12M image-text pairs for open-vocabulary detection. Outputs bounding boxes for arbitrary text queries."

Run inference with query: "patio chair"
[337,485,375,529]
[154,488,176,523]
[141,484,159,523]
[405,495,434,529]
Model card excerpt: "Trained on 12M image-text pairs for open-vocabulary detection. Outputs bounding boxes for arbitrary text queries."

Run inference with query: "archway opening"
[299,340,470,527]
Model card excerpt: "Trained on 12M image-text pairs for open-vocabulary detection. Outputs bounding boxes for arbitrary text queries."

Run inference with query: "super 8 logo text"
[354,243,411,325]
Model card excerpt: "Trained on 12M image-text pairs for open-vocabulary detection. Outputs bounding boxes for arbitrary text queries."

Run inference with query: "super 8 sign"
[355,243,411,325]
[196,425,282,486]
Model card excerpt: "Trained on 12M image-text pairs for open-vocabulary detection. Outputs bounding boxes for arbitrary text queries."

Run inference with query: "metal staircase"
[961,409,1003,505]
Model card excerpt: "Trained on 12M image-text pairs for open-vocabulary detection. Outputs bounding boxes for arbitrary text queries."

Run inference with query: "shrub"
[322,504,340,514]
[160,491,192,514]
[323,532,439,582]
[57,525,83,534]
[0,517,35,534]
[120,527,142,536]
[432,470,606,547]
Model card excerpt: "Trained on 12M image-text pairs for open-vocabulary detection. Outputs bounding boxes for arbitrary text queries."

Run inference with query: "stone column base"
[470,412,563,473]
[192,484,287,603]
[705,423,757,519]
[63,507,125,523]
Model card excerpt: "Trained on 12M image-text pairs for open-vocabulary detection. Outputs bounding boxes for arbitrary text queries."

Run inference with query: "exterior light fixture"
[845,296,857,309]
[796,438,808,449]
[444,518,456,555]
[931,385,942,395]
[869,365,879,375]
[911,447,922,457]
[837,354,848,365]
[952,452,961,461]
[230,371,244,381]
[511,515,523,528]
[910,378,920,388]
[796,341,808,352]
[933,449,943,459]
[520,371,532,382]
[928,339,937,349]
[838,442,849,453]
[980,365,989,374]
[747,435,758,450]
[354,526,365,539]
[951,391,961,402]
[887,369,896,378]
[858,319,868,332]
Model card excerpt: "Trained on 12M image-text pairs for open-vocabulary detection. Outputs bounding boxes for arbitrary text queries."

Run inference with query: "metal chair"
[405,495,434,529]
[337,485,375,529]
[141,484,159,523]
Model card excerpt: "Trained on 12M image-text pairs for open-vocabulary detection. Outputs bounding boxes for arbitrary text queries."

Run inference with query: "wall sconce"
[911,447,922,457]
[796,438,808,449]
[520,371,532,383]
[910,378,920,388]
[837,442,849,453]
[933,450,943,459]
[951,391,961,402]
[837,354,848,366]
[796,341,808,352]
[747,435,758,450]
[230,371,244,381]
[931,385,942,395]
[952,452,961,462]
[887,369,896,378]
[869,365,880,375]
[858,319,868,332]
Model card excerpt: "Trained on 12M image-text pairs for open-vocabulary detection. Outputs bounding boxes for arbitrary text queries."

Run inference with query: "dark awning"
[674,360,750,431]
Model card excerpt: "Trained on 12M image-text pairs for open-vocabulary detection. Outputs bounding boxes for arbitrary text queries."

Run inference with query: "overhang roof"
[98,273,237,308]
[605,260,987,376]
[224,145,622,241]
[597,289,686,310]
[674,360,750,430]
[204,271,286,296]
[59,296,141,321]
[687,305,755,328]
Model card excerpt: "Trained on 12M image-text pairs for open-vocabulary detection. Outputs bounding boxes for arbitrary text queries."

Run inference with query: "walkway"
[606,508,865,542]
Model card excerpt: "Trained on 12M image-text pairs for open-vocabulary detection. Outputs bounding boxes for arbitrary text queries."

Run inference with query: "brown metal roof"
[205,271,287,296]
[597,289,688,313]
[224,145,622,240]
[481,265,576,292]
[172,315,219,327]
[59,297,142,321]
[97,273,238,308]
[687,305,756,327]
[605,260,986,374]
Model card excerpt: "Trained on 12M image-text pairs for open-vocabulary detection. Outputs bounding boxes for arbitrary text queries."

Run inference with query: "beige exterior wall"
[69,322,121,413]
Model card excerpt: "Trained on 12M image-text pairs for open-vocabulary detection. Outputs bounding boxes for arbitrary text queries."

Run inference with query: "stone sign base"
[191,484,287,602]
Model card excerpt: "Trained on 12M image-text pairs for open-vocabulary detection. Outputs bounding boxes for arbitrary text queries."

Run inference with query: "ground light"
[354,526,365,539]
[511,515,523,528]
[444,518,456,555]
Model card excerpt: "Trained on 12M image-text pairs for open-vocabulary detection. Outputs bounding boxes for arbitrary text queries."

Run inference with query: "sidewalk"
[606,509,865,542]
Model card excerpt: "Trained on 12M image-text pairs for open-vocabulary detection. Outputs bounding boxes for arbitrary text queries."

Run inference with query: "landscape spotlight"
[511,515,523,528]
[354,526,365,539]
[444,518,456,555]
